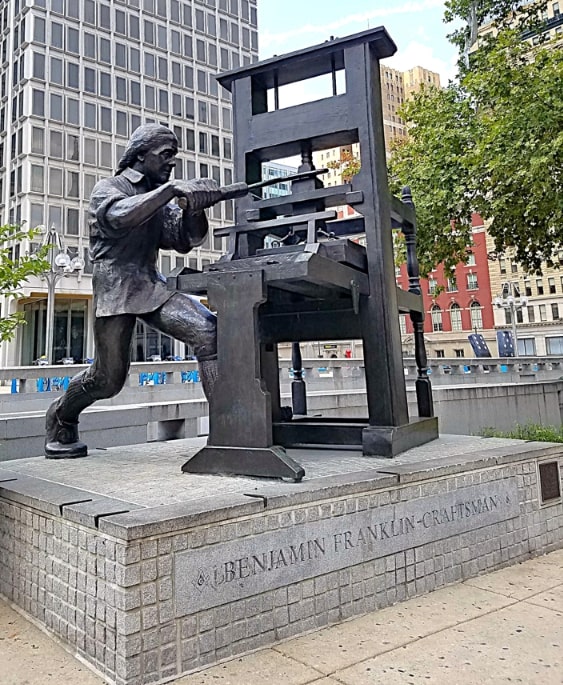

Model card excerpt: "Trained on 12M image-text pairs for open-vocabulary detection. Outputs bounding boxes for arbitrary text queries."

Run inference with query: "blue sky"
[256,0,459,84]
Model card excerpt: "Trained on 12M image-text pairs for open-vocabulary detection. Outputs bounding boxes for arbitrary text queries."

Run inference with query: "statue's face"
[141,140,178,187]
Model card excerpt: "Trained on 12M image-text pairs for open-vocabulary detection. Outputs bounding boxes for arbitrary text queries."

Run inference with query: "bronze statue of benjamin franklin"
[45,124,222,458]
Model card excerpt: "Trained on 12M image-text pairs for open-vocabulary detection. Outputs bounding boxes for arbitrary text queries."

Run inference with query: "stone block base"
[1,437,562,684]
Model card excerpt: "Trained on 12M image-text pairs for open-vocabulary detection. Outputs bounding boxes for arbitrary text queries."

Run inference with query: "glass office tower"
[0,0,258,364]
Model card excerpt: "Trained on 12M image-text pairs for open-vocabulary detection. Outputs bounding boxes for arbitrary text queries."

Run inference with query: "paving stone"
[464,556,563,599]
[274,583,514,674]
[335,601,563,685]
[172,649,324,685]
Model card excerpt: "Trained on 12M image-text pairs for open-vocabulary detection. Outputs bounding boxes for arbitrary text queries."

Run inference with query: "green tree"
[0,224,49,343]
[388,1,563,275]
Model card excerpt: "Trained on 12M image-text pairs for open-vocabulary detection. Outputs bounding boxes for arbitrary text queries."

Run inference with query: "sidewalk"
[1,550,562,685]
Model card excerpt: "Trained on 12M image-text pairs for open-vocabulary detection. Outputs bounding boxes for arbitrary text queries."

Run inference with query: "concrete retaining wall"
[2,381,562,461]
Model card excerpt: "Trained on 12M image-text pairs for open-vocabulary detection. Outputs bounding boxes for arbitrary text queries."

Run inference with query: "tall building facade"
[0,0,258,366]
[397,216,496,359]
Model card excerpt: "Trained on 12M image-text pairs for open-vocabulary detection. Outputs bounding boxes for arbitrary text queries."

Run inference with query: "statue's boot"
[45,402,88,458]
[198,356,218,406]
[45,371,91,459]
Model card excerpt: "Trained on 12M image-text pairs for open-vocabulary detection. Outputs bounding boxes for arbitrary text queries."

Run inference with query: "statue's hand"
[172,179,223,212]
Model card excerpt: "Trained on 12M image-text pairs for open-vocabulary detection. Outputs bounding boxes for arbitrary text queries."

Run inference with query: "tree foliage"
[326,149,362,183]
[0,225,49,343]
[388,1,563,275]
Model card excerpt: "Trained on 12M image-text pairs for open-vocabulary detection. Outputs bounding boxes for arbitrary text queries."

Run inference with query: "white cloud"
[260,0,445,53]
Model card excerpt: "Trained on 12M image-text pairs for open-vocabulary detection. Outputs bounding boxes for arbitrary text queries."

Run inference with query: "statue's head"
[116,124,178,187]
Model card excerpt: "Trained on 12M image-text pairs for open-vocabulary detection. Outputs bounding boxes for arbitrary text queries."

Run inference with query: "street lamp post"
[39,225,84,364]
[494,282,528,357]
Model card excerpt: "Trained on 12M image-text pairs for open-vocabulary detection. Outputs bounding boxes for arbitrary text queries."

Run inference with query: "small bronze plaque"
[539,461,561,503]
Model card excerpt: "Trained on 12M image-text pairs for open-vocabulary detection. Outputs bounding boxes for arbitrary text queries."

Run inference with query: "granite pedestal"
[0,435,562,685]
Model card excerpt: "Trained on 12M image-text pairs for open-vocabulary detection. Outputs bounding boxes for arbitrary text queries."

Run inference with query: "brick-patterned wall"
[1,458,562,685]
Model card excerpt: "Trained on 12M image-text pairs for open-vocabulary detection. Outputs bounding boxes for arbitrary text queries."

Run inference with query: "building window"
[547,336,563,355]
[428,278,438,296]
[115,10,127,35]
[435,349,445,358]
[450,303,463,331]
[84,32,96,58]
[31,126,44,154]
[198,100,208,123]
[130,48,140,73]
[84,138,96,165]
[66,208,79,235]
[100,38,111,63]
[130,15,140,39]
[454,349,465,358]
[32,89,45,116]
[34,16,46,43]
[49,168,63,196]
[67,63,79,90]
[32,52,45,80]
[84,173,96,199]
[527,305,535,323]
[66,171,79,198]
[158,89,169,114]
[66,134,79,161]
[30,165,44,192]
[67,27,80,54]
[467,273,478,290]
[100,4,111,29]
[446,277,457,292]
[552,303,560,321]
[519,338,536,356]
[539,304,547,321]
[549,277,556,294]
[100,142,112,168]
[84,102,97,129]
[115,44,127,69]
[525,279,532,297]
[499,257,506,274]
[51,22,64,49]
[50,131,63,158]
[511,261,518,273]
[116,77,127,102]
[130,82,141,106]
[431,305,443,332]
[467,253,476,266]
[536,279,544,295]
[145,85,156,110]
[100,73,112,98]
[198,131,208,154]
[470,301,483,329]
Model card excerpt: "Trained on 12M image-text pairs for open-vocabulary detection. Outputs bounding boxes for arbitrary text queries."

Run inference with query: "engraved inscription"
[174,480,520,616]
